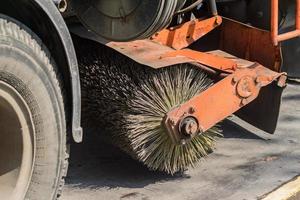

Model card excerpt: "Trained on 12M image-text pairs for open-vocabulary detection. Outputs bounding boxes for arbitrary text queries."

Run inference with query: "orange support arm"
[164,64,286,145]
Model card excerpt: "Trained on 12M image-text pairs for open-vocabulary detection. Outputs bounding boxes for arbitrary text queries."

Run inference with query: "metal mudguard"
[31,0,83,142]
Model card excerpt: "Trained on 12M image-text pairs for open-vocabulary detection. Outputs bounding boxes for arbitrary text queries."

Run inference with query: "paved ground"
[62,82,300,200]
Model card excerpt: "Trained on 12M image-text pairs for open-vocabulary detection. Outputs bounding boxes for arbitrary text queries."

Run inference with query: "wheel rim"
[0,80,35,200]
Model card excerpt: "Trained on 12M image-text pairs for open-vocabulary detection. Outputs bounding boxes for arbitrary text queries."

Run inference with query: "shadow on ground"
[66,126,190,189]
[221,119,266,140]
[66,118,262,190]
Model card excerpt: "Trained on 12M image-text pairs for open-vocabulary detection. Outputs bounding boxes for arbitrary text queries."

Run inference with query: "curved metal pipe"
[175,0,204,15]
[208,0,218,16]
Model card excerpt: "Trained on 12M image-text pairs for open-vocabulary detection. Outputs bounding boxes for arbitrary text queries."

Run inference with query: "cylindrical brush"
[77,39,221,174]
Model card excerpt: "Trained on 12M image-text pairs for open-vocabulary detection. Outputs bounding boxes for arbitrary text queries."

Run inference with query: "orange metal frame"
[107,15,287,145]
[165,63,286,144]
[163,49,237,73]
[271,0,300,45]
[151,16,222,50]
[153,15,288,144]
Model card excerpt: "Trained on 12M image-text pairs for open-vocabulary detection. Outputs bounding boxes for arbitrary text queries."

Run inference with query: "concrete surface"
[262,176,300,200]
[62,82,300,200]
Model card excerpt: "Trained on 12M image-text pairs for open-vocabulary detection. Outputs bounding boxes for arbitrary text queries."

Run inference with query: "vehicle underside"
[0,0,300,199]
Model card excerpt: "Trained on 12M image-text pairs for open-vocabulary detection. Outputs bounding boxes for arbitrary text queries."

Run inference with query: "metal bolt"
[255,76,262,84]
[215,17,222,25]
[232,76,239,84]
[53,0,68,13]
[170,119,176,126]
[241,98,249,106]
[236,76,255,98]
[189,107,196,114]
[179,117,199,137]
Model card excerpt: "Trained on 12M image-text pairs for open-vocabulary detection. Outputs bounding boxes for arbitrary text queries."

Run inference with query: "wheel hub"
[0,81,34,199]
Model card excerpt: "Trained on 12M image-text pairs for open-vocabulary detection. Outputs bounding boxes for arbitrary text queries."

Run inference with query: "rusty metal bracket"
[151,16,222,50]
[106,40,239,72]
[164,63,286,145]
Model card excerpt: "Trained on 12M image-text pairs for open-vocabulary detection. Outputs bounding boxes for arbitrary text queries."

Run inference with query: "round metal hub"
[236,76,256,98]
[0,81,34,199]
[93,0,141,18]
[74,0,180,41]
[179,116,200,139]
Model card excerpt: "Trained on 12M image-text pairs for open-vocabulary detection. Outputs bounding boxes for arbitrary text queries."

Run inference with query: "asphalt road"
[62,82,300,200]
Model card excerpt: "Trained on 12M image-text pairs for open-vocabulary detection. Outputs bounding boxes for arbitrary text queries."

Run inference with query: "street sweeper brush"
[77,40,221,174]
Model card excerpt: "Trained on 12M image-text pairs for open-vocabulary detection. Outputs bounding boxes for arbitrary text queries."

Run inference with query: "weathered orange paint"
[165,64,286,143]
[163,49,237,73]
[220,18,282,72]
[151,16,222,50]
[106,15,286,144]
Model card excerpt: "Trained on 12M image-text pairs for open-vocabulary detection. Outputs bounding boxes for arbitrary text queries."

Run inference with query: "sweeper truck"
[0,0,299,199]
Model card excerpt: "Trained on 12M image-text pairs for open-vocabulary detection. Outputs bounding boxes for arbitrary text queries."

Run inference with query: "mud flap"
[235,82,284,134]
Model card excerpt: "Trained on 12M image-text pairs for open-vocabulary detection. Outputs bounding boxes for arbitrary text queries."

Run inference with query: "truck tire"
[0,15,68,200]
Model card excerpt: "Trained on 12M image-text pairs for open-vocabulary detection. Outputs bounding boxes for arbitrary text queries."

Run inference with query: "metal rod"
[277,30,300,42]
[271,0,300,45]
[175,0,204,15]
[296,0,300,29]
[271,0,279,46]
[208,0,218,16]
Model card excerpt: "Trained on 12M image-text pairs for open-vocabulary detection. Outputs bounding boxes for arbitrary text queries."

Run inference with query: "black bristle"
[76,38,221,174]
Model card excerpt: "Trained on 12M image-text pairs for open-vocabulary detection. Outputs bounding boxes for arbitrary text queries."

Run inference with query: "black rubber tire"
[0,15,68,200]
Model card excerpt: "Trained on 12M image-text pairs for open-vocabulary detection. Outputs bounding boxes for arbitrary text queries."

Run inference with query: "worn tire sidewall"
[0,18,66,200]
